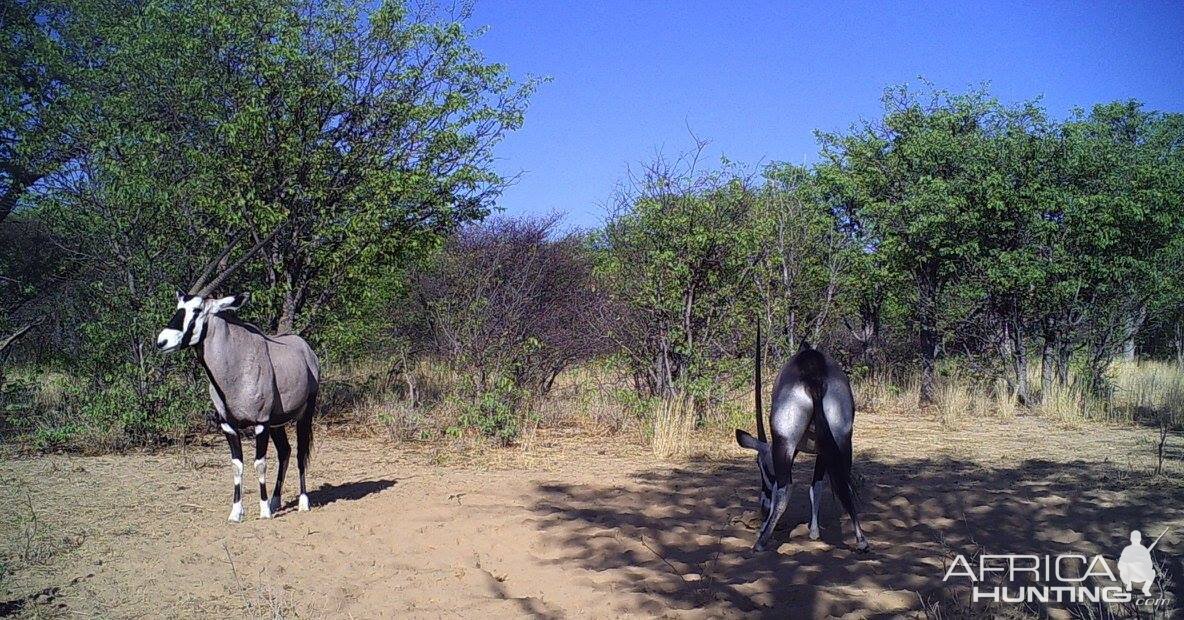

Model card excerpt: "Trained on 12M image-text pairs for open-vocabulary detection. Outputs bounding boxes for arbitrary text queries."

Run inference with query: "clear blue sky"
[468,1,1184,230]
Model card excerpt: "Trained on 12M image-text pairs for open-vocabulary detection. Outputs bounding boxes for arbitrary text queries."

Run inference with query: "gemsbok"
[156,230,321,522]
[736,325,869,552]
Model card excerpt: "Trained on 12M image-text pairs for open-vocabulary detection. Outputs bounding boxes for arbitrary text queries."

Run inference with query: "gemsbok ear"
[176,289,187,302]
[207,293,249,314]
[736,429,764,450]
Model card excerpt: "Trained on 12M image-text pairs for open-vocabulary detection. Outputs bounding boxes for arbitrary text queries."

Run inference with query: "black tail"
[297,392,316,469]
[755,319,766,443]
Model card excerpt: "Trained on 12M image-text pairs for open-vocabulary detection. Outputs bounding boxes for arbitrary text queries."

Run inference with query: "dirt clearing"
[2,411,1181,618]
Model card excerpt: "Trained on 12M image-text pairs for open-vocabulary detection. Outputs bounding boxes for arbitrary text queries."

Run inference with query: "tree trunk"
[1120,304,1147,362]
[0,321,39,391]
[277,283,308,334]
[917,272,939,407]
[1085,338,1111,398]
[1121,336,1135,362]
[1003,318,1030,405]
[1040,324,1057,402]
[786,310,796,353]
[1175,322,1183,369]
[1055,339,1071,386]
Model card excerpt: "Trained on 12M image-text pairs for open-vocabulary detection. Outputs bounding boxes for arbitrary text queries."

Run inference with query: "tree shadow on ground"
[531,455,1183,618]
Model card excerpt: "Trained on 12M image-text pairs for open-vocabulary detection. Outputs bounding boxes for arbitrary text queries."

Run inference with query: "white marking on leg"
[854,521,869,551]
[254,425,264,436]
[228,459,244,522]
[255,458,269,518]
[220,422,236,435]
[809,479,824,540]
[298,494,310,511]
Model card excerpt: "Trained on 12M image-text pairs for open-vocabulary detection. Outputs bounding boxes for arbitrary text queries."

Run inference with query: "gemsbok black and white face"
[155,290,246,353]
[736,429,774,517]
[156,291,206,352]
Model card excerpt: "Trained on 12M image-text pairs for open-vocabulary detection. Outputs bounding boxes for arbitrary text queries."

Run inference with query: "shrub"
[453,375,532,444]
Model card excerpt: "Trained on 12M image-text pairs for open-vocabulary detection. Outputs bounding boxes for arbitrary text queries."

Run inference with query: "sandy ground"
[1,411,1182,619]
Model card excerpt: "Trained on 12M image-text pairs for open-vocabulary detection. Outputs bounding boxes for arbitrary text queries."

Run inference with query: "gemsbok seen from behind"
[736,326,869,552]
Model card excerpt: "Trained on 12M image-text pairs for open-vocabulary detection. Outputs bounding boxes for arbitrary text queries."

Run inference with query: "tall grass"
[648,392,695,461]
[5,354,1179,456]
[853,373,921,415]
[1028,360,1184,426]
[853,360,1182,427]
[1111,360,1184,422]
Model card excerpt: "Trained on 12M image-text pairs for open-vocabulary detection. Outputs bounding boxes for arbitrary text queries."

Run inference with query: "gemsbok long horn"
[191,224,286,296]
[755,318,766,443]
[188,232,245,295]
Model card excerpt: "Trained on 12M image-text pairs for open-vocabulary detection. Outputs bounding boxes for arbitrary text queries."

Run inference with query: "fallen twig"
[221,541,251,612]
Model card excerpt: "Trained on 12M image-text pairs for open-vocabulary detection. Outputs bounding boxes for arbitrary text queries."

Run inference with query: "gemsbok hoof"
[298,493,310,511]
[268,496,282,515]
[809,528,821,541]
[228,502,244,523]
[856,539,870,553]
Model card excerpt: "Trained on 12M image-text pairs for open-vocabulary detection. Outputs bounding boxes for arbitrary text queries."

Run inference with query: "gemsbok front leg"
[254,424,271,518]
[222,423,245,522]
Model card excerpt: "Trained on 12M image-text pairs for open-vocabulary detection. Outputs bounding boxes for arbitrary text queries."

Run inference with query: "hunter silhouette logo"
[1118,529,1166,596]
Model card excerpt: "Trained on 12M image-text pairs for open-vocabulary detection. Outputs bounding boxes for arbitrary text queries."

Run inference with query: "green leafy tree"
[1044,103,1184,393]
[172,0,540,335]
[818,86,1018,405]
[752,164,855,363]
[596,147,760,402]
[9,0,536,446]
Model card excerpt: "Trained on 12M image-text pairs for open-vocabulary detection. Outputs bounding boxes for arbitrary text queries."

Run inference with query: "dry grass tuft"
[853,373,920,415]
[649,394,695,461]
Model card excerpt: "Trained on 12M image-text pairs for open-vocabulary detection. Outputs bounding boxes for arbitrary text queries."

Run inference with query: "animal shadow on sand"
[531,456,1183,618]
[291,478,396,511]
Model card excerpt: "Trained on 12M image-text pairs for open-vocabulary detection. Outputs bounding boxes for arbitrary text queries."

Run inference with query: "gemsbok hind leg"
[269,427,291,515]
[254,424,271,518]
[809,455,827,541]
[295,398,315,511]
[830,442,869,552]
[222,424,245,522]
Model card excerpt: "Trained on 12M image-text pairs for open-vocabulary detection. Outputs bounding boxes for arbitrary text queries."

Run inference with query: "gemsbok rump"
[156,230,321,521]
[736,326,869,552]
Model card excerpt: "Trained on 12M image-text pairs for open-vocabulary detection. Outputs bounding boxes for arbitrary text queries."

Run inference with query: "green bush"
[453,375,532,444]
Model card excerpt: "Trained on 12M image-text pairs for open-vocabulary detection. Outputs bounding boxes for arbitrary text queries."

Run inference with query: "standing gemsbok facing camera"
[736,324,869,552]
[156,229,321,522]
